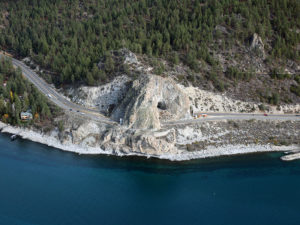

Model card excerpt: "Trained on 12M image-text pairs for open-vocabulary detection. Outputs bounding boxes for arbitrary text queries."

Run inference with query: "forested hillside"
[0,0,299,88]
[0,58,61,126]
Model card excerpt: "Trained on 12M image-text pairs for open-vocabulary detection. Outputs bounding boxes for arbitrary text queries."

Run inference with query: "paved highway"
[0,53,116,125]
[1,53,299,128]
[163,113,300,126]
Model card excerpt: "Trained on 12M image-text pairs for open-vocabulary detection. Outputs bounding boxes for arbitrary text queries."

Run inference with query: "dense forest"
[0,58,60,126]
[0,0,299,86]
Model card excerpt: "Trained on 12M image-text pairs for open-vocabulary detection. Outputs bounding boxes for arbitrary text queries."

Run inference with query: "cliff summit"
[112,74,191,130]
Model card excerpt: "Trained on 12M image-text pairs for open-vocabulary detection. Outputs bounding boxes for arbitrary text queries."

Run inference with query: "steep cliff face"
[51,116,300,160]
[49,72,299,159]
[111,74,191,130]
[66,75,131,114]
[100,127,177,155]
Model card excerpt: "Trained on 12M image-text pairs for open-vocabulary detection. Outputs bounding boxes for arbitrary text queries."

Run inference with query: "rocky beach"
[1,50,299,161]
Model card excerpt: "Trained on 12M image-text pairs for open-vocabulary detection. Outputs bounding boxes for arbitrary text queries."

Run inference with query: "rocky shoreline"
[1,55,300,161]
[1,121,299,161]
[281,152,300,161]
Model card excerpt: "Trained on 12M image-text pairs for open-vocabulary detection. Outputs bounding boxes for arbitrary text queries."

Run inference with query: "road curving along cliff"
[0,52,299,161]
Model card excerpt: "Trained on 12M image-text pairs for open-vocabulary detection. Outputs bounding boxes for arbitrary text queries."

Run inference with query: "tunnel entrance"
[157,101,167,110]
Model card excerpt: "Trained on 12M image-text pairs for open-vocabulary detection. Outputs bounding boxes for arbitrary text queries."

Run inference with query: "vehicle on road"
[81,112,85,115]
[264,113,268,116]
[47,94,52,98]
[69,109,72,111]
[77,110,79,112]
[193,114,207,119]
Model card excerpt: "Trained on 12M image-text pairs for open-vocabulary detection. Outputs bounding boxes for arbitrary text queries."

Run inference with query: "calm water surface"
[0,134,299,225]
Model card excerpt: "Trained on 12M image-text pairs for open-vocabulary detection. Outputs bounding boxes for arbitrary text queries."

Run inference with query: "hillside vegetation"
[0,58,61,127]
[0,0,299,97]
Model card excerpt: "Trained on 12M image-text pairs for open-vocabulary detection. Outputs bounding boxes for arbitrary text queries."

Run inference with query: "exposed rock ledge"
[111,74,191,129]
[1,118,299,161]
[68,74,300,119]
[2,73,299,161]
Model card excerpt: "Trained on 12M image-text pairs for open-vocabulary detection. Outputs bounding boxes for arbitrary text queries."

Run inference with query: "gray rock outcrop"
[67,75,131,114]
[121,48,139,65]
[112,74,191,130]
[250,33,265,59]
[100,127,177,155]
[98,48,139,70]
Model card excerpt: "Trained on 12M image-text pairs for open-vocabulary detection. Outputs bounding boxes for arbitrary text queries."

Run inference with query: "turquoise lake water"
[0,133,299,225]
